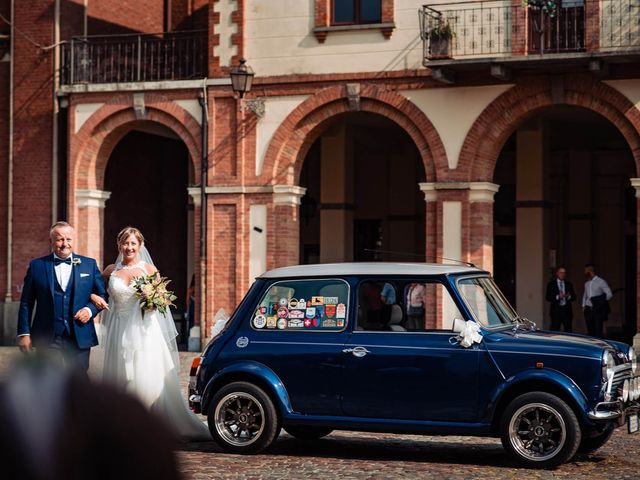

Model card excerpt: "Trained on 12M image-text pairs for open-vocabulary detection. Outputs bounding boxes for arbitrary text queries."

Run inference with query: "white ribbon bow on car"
[456,320,483,348]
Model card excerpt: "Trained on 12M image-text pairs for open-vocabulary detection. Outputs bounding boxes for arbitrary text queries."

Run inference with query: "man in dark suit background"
[17,221,107,371]
[545,266,576,333]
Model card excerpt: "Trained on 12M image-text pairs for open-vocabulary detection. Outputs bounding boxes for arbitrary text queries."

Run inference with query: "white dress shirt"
[556,279,567,306]
[582,276,613,308]
[53,253,73,291]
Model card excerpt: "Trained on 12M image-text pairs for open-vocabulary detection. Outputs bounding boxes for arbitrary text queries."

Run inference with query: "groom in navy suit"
[17,221,107,371]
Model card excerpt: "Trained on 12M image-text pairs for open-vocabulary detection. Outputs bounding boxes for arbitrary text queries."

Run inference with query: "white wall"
[244,0,425,76]
[401,85,513,169]
[256,95,309,176]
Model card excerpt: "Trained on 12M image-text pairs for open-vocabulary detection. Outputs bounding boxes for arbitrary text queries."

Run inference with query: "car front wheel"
[208,381,280,454]
[500,392,581,468]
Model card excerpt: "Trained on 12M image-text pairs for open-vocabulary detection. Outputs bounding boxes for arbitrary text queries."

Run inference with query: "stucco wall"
[244,0,426,76]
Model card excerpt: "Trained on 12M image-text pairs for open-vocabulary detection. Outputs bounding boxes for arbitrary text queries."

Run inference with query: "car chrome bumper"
[588,400,640,424]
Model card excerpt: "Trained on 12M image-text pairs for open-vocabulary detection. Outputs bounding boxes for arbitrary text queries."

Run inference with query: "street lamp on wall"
[230,58,254,98]
[230,58,265,118]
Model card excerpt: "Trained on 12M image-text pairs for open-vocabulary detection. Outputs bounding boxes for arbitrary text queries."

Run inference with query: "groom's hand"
[18,335,32,353]
[74,307,92,324]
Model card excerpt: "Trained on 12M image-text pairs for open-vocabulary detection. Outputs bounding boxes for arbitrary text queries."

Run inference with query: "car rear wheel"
[284,427,333,440]
[577,424,615,454]
[208,381,280,454]
[500,392,581,468]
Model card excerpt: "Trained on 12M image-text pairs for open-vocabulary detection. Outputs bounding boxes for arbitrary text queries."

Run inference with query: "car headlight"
[602,350,616,382]
[622,379,630,402]
[629,348,637,375]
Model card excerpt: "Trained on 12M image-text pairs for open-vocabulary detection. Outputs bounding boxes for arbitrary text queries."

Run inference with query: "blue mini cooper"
[189,263,639,468]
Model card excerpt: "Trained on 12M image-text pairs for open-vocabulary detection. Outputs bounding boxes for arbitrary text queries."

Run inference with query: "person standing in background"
[582,264,613,338]
[545,266,576,333]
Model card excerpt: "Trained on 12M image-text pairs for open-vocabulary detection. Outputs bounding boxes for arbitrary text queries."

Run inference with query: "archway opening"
[103,124,195,346]
[492,106,636,342]
[299,112,426,264]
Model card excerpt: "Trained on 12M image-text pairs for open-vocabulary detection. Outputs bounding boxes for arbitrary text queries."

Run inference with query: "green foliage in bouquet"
[132,273,177,315]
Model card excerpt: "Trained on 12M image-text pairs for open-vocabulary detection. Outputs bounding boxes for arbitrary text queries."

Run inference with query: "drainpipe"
[83,0,88,37]
[5,0,15,302]
[197,86,209,347]
[52,0,60,222]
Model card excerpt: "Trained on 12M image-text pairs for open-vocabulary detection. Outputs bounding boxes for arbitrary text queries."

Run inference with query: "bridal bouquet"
[132,273,177,315]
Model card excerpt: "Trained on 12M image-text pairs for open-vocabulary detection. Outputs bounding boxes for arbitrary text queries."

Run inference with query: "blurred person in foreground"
[0,355,181,480]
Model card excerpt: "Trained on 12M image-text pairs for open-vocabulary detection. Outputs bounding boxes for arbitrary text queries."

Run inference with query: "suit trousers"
[47,332,91,372]
[550,306,572,333]
[584,306,605,338]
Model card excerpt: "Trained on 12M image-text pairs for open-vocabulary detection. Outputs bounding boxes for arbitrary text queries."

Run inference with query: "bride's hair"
[117,226,145,247]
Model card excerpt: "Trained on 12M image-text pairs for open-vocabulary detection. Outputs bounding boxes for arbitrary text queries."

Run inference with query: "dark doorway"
[493,107,636,340]
[104,127,193,342]
[299,112,426,264]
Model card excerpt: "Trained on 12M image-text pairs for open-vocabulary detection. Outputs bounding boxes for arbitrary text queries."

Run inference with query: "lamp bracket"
[241,97,266,118]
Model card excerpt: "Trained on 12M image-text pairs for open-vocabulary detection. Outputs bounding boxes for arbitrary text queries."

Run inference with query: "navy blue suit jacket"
[17,253,108,349]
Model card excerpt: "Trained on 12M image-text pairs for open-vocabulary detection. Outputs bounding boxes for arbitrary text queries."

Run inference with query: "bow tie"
[54,257,72,266]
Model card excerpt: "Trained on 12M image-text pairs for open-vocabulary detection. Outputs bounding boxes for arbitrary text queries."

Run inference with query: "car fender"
[201,360,294,416]
[486,368,592,425]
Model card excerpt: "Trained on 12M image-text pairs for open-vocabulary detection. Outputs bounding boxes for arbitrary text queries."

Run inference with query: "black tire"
[500,391,581,469]
[577,424,615,454]
[208,381,280,454]
[284,427,333,440]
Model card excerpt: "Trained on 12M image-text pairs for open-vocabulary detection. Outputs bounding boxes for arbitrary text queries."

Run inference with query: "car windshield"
[457,276,518,328]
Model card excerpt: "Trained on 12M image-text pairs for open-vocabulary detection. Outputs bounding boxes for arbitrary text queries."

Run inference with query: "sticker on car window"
[253,279,350,332]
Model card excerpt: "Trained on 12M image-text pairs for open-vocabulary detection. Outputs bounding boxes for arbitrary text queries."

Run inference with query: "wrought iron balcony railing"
[60,30,208,85]
[420,0,640,62]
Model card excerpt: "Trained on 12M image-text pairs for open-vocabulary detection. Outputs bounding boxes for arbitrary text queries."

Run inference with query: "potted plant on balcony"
[428,20,454,60]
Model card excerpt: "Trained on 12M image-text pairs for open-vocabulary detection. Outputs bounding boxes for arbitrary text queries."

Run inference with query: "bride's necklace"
[119,260,144,270]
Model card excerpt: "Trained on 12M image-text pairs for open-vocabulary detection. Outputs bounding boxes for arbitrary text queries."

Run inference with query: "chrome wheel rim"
[215,392,265,446]
[508,402,566,462]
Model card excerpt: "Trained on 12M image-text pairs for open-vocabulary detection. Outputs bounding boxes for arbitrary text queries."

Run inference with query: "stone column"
[75,189,111,266]
[630,178,640,350]
[320,125,354,263]
[273,185,306,267]
[515,121,548,325]
[419,182,469,330]
[469,182,500,273]
[187,187,203,351]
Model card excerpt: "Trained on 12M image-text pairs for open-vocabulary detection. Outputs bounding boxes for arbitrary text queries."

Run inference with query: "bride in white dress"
[95,226,210,442]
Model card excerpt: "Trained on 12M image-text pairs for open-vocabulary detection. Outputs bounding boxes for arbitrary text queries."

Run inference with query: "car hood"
[484,328,623,360]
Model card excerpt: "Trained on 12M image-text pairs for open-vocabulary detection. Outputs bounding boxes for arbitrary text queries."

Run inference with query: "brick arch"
[458,76,640,181]
[71,94,202,193]
[260,85,448,184]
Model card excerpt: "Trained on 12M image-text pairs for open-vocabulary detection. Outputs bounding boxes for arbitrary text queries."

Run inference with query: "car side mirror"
[452,318,466,334]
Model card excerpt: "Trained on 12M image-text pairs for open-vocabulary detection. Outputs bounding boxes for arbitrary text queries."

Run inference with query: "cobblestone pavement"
[1,347,639,479]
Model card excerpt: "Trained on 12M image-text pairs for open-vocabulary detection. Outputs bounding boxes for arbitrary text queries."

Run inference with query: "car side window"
[357,280,462,332]
[252,279,349,331]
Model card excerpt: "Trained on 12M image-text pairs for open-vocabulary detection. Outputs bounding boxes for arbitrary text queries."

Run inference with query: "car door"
[228,277,351,416]
[339,278,481,422]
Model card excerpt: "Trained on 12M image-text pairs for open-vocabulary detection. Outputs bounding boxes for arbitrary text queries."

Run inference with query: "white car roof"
[259,262,485,279]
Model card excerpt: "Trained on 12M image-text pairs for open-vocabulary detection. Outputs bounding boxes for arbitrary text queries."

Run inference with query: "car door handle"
[343,346,370,358]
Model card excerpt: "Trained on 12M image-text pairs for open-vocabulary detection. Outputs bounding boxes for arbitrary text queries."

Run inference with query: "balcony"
[60,30,208,85]
[420,1,640,79]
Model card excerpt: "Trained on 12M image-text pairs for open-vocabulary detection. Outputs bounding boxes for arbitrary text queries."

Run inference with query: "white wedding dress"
[101,260,210,442]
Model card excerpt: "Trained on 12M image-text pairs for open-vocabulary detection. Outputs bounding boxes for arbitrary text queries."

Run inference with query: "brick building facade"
[1,1,640,347]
